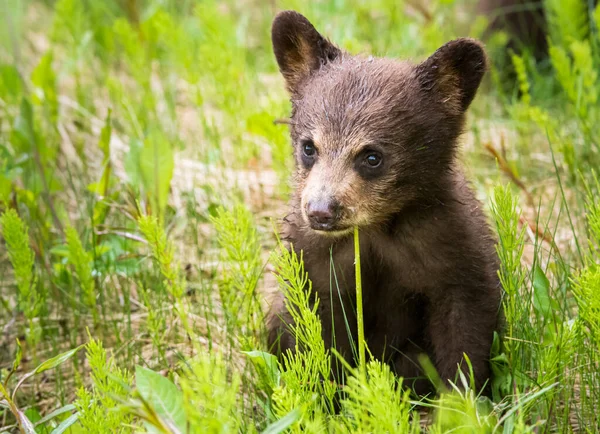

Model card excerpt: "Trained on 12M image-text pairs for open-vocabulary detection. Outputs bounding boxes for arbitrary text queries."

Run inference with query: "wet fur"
[267,10,502,394]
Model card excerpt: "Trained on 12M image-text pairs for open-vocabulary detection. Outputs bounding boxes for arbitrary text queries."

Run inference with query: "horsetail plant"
[66,225,98,325]
[1,209,42,348]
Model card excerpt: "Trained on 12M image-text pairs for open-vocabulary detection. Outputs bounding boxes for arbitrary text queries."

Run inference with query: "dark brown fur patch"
[267,10,502,395]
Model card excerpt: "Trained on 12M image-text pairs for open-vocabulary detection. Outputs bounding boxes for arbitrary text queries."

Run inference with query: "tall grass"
[1,0,599,432]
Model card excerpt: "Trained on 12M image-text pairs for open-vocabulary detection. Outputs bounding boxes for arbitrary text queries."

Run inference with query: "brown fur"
[267,10,502,395]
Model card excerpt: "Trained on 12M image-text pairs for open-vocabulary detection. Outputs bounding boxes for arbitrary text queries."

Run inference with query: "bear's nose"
[307,200,340,230]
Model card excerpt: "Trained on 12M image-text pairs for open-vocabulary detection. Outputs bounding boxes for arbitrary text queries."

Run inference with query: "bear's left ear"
[416,38,488,112]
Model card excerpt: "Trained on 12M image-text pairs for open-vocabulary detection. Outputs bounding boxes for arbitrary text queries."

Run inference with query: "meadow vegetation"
[1,0,599,432]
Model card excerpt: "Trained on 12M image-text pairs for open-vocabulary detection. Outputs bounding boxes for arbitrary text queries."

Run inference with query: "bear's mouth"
[309,223,353,236]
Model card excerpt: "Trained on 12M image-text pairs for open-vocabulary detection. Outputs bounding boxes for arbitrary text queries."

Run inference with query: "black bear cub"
[266,10,502,394]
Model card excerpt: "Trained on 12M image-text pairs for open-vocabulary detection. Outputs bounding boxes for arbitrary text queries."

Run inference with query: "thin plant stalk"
[354,226,366,377]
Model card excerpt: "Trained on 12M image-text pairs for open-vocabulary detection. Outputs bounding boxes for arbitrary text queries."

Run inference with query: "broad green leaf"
[533,265,551,316]
[261,408,302,434]
[490,352,511,402]
[135,366,186,433]
[24,407,48,434]
[243,350,280,392]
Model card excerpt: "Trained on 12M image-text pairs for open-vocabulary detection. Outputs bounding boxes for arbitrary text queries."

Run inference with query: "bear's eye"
[355,149,384,179]
[302,140,316,157]
[364,152,382,168]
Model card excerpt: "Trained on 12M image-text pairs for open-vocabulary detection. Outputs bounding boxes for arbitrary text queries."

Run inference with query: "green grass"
[1,0,599,432]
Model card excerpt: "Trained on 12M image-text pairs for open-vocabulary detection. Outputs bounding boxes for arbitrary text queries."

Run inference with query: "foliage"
[332,361,417,434]
[210,204,264,351]
[573,173,600,352]
[1,0,599,432]
[268,240,337,427]
[74,338,133,433]
[0,343,84,433]
[65,226,97,322]
[178,351,242,433]
[1,209,39,318]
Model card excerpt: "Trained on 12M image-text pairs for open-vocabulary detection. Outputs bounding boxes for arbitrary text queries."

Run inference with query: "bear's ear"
[272,11,341,93]
[416,38,487,112]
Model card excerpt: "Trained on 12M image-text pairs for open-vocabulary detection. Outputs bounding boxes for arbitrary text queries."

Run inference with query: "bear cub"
[266,10,502,395]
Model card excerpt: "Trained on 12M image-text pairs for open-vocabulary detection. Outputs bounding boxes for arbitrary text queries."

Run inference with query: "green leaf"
[50,412,79,434]
[533,265,551,316]
[243,350,280,392]
[502,413,515,434]
[490,353,511,401]
[35,404,76,426]
[16,409,36,434]
[24,407,44,433]
[135,366,186,433]
[34,345,84,374]
[261,408,302,434]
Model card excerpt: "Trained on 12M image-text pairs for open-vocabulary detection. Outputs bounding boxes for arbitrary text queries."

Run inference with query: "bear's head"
[272,11,487,235]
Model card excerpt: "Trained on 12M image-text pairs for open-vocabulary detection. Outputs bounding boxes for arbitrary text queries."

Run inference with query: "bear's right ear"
[272,11,341,93]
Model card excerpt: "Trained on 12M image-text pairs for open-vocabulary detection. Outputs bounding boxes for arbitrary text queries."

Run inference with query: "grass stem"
[354,226,366,378]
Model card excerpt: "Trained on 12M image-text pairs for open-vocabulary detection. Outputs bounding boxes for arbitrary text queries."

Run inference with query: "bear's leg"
[427,290,496,392]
